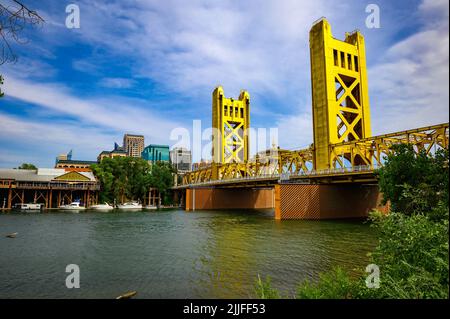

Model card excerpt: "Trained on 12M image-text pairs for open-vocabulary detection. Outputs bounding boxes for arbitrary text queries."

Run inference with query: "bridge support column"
[275,183,388,220]
[185,187,274,211]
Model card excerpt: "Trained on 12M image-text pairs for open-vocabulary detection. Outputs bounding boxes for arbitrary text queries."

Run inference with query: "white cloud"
[0,112,115,167]
[99,77,136,89]
[369,0,449,134]
[276,111,313,150]
[2,74,180,143]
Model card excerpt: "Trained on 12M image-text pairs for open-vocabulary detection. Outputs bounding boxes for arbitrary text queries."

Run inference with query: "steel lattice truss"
[181,123,449,186]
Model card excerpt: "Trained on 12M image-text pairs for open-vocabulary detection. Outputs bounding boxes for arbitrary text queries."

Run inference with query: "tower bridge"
[174,18,449,220]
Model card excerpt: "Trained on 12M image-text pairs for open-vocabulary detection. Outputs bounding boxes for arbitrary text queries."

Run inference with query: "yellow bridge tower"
[310,18,372,170]
[212,86,250,165]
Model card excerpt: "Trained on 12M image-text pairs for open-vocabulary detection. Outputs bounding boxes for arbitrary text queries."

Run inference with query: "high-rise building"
[142,144,170,164]
[123,134,145,158]
[170,147,192,173]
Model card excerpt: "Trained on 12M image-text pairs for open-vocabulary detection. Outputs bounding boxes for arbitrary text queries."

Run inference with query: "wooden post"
[21,189,25,205]
[45,190,49,209]
[49,189,53,209]
[87,190,90,208]
[34,190,37,203]
[58,191,61,207]
[7,186,12,209]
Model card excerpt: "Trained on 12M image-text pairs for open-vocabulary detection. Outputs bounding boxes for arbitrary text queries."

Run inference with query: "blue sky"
[0,0,448,167]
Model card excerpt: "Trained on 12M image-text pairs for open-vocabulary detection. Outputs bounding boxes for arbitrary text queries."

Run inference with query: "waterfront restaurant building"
[0,168,100,210]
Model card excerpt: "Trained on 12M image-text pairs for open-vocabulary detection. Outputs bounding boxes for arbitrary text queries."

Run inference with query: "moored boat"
[90,203,114,210]
[59,201,86,210]
[14,203,43,211]
[117,202,142,209]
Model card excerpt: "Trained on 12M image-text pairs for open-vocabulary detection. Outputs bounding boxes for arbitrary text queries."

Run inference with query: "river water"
[0,209,377,299]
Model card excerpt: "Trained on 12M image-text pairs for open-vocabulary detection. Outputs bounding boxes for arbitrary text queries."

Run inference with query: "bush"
[359,212,449,299]
[296,267,358,299]
[254,275,280,299]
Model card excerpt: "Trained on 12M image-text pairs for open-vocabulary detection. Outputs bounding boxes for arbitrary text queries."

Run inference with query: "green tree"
[149,161,175,205]
[17,163,37,170]
[377,144,449,219]
[91,157,175,205]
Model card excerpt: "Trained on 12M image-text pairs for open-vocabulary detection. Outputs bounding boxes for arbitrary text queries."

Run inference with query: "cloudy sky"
[0,0,448,167]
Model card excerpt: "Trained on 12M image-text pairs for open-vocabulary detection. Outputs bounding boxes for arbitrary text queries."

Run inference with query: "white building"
[170,147,192,173]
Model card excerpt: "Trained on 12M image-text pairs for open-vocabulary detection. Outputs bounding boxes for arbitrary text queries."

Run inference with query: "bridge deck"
[174,167,377,189]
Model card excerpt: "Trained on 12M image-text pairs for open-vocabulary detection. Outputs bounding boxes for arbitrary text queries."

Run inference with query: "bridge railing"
[180,123,448,187]
[179,165,380,187]
[281,164,377,180]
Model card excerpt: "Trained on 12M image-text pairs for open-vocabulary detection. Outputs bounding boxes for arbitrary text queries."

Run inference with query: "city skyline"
[0,0,449,168]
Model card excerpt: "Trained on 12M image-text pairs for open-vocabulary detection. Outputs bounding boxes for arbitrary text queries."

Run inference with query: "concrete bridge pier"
[274,183,389,220]
[185,187,274,211]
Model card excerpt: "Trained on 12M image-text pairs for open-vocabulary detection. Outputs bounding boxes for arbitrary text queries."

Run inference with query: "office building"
[142,144,170,164]
[170,147,192,173]
[123,134,145,158]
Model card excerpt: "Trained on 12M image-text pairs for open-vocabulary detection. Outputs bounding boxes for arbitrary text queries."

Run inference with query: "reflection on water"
[0,209,377,298]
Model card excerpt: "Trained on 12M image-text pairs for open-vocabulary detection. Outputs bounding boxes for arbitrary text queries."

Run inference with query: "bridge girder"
[181,123,449,187]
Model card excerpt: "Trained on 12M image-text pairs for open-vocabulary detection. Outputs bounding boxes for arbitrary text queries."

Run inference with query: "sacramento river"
[0,209,377,298]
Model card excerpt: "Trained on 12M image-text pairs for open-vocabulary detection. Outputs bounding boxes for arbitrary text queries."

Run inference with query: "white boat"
[90,203,114,210]
[117,202,143,209]
[59,201,86,210]
[14,203,43,211]
[144,205,157,210]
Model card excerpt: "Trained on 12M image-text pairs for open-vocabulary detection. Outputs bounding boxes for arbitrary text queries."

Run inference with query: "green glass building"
[142,144,170,163]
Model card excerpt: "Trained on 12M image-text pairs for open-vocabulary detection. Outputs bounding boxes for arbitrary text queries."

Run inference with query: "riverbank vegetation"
[256,145,449,299]
[91,157,175,205]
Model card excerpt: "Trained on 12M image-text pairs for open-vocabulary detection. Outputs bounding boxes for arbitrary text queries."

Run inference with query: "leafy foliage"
[17,163,36,170]
[91,157,174,204]
[357,212,449,299]
[254,275,280,299]
[296,267,357,299]
[377,144,449,219]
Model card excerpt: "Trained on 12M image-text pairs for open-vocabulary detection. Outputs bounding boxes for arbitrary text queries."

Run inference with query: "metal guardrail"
[180,165,377,187]
[286,164,378,179]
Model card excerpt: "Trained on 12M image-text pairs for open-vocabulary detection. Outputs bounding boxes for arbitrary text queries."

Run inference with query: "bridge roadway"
[174,165,377,189]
